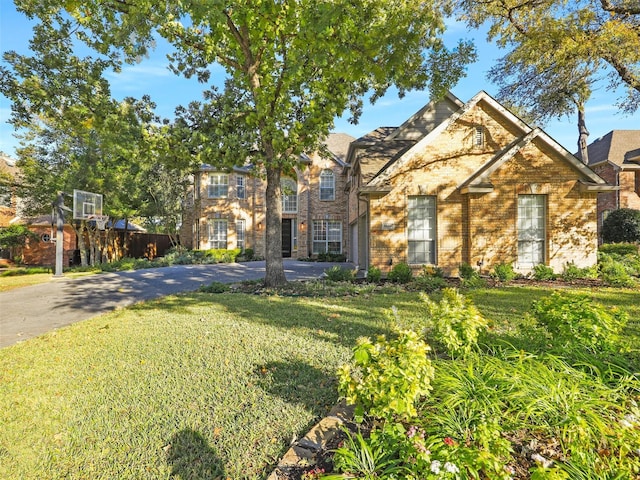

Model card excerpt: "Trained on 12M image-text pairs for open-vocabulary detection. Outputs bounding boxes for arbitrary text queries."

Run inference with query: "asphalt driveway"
[0,260,350,348]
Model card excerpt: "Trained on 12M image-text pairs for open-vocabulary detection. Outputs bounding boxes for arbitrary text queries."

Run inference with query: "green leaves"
[338,330,434,421]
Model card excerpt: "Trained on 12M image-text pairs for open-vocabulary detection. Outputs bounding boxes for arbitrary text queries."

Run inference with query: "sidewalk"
[0,260,349,348]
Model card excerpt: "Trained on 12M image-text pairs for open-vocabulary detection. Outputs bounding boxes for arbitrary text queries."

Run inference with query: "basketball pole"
[53,192,71,277]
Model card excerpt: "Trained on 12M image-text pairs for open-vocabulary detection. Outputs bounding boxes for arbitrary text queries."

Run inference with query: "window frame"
[407,195,437,265]
[208,219,228,249]
[236,219,245,251]
[319,169,335,201]
[208,174,229,198]
[281,177,298,213]
[236,175,246,200]
[517,194,546,268]
[312,220,342,254]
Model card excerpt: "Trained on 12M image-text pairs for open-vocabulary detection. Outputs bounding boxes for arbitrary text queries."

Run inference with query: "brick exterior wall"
[21,225,76,266]
[364,100,600,276]
[182,157,348,259]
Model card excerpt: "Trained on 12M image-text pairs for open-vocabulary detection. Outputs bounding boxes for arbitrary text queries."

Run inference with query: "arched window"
[281,178,298,213]
[320,169,335,201]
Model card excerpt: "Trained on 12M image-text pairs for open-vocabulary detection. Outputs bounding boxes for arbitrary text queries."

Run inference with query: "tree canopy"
[7,0,475,285]
[454,0,640,155]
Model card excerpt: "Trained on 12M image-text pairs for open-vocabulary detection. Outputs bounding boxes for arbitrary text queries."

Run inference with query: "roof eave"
[577,180,619,192]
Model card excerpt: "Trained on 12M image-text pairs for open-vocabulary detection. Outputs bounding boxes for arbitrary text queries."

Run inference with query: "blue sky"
[1,2,638,159]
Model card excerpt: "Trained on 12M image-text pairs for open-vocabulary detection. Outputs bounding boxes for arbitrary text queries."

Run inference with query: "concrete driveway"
[0,260,350,348]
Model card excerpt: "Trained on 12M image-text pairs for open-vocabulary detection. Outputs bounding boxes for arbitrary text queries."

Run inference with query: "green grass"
[1,286,638,479]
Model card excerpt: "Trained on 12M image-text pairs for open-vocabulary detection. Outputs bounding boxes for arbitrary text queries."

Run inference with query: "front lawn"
[0,286,638,479]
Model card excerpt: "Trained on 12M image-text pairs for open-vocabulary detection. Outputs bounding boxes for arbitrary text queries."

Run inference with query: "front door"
[282,219,292,257]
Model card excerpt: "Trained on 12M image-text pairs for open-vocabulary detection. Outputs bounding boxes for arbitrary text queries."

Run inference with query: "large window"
[281,178,298,213]
[313,220,342,254]
[236,175,246,199]
[236,219,245,250]
[208,174,229,198]
[208,219,227,249]
[408,196,436,264]
[320,169,335,201]
[517,195,546,268]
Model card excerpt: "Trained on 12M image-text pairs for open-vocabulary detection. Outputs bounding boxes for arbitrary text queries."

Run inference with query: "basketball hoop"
[88,214,109,230]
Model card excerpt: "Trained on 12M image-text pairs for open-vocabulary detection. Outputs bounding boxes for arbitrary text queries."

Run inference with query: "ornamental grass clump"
[338,330,434,422]
[421,288,488,358]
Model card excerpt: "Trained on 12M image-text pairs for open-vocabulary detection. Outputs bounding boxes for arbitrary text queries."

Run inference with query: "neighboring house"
[576,130,640,239]
[181,133,354,258]
[346,91,616,276]
[0,152,18,229]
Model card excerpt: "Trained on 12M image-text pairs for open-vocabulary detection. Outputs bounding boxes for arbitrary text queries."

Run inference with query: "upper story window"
[320,169,335,201]
[474,126,484,147]
[281,177,298,213]
[208,174,229,198]
[236,175,246,199]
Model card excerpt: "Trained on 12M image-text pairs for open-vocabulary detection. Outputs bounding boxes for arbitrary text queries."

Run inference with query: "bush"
[599,243,639,256]
[561,262,599,281]
[338,330,434,421]
[458,263,486,288]
[531,292,628,353]
[421,288,488,357]
[412,266,447,292]
[599,253,637,287]
[316,252,347,262]
[490,263,516,282]
[366,265,382,283]
[199,281,230,293]
[324,265,355,282]
[602,208,640,244]
[387,262,413,283]
[532,264,556,281]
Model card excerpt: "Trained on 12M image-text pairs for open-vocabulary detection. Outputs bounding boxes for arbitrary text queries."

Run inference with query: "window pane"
[281,178,298,213]
[517,195,545,266]
[208,220,227,249]
[320,169,335,201]
[208,174,229,198]
[408,196,436,264]
[236,176,245,199]
[236,220,245,250]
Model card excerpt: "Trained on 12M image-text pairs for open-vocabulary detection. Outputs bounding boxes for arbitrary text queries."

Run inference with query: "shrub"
[599,254,637,287]
[412,266,447,292]
[317,252,347,262]
[599,243,638,256]
[602,208,640,244]
[458,262,476,279]
[421,289,488,357]
[490,263,516,282]
[324,265,355,282]
[532,264,556,281]
[387,262,413,283]
[366,265,381,283]
[338,330,434,421]
[199,281,230,293]
[561,262,599,281]
[243,248,255,260]
[531,292,628,353]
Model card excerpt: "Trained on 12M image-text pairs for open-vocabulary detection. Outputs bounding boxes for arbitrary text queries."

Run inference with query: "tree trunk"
[264,164,287,287]
[75,221,88,267]
[577,104,590,164]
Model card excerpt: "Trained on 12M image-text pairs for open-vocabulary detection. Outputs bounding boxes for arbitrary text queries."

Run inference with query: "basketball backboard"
[73,189,103,220]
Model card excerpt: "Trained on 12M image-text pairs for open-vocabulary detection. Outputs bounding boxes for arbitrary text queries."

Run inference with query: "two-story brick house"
[180,133,354,258]
[346,91,615,276]
[576,130,640,240]
[182,91,614,276]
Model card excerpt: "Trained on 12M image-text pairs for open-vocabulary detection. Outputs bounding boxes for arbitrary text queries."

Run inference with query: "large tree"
[455,0,640,156]
[11,0,475,286]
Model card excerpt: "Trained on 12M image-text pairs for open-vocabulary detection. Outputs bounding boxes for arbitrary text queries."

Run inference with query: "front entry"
[282,219,292,257]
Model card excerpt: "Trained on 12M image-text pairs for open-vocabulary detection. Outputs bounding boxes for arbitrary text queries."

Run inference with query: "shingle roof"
[357,140,415,184]
[579,130,640,169]
[323,133,356,165]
